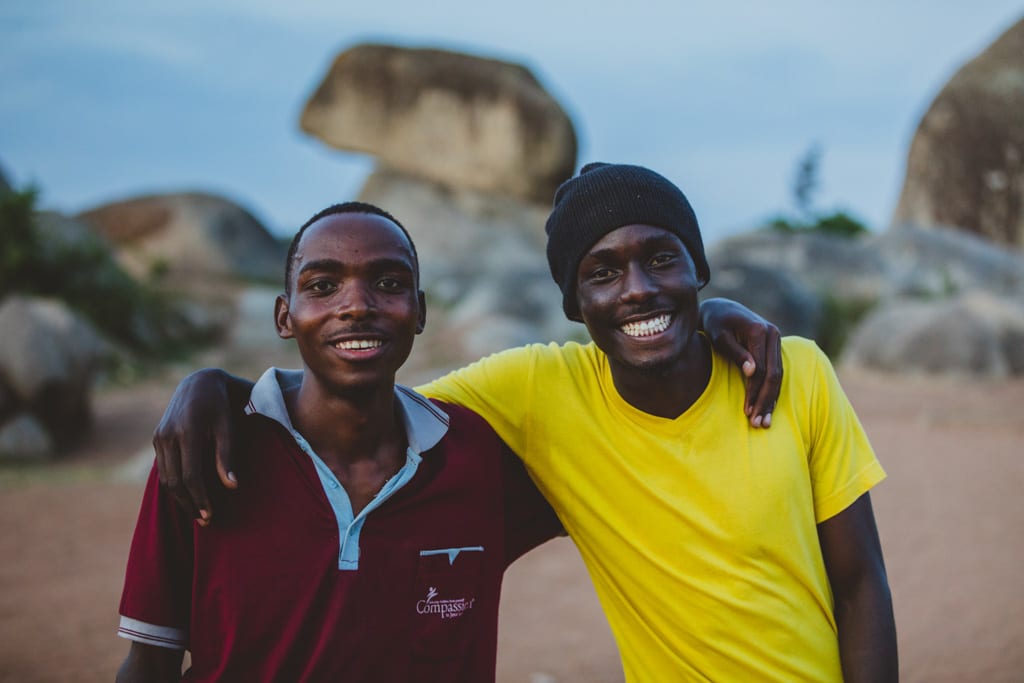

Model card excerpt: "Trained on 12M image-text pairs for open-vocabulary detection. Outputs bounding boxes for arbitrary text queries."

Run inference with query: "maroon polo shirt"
[119,388,561,682]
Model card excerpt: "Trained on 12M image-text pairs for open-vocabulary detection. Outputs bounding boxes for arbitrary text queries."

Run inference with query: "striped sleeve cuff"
[117,616,187,650]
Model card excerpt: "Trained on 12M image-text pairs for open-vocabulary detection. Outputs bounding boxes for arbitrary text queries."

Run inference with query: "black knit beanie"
[545,162,710,319]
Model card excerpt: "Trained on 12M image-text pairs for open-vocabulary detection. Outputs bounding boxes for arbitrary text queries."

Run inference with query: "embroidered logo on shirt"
[416,586,476,620]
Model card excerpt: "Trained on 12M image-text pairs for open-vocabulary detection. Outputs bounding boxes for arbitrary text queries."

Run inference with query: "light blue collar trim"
[245,368,449,453]
[244,368,449,570]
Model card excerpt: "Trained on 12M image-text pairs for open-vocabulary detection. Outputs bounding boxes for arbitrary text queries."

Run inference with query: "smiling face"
[575,223,704,378]
[275,212,425,396]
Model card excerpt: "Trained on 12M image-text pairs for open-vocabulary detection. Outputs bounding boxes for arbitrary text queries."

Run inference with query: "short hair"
[284,201,419,294]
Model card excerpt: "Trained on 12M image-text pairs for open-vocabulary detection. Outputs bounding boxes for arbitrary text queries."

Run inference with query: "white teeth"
[335,339,382,350]
[620,315,671,338]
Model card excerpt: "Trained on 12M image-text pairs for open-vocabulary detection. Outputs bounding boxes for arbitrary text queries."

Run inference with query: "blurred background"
[2,0,1021,239]
[1,2,1022,681]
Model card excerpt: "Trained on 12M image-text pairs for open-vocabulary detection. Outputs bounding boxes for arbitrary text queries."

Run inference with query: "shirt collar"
[244,368,448,455]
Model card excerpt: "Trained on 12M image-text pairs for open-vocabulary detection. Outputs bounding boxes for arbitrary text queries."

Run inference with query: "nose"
[619,264,657,304]
[335,281,376,319]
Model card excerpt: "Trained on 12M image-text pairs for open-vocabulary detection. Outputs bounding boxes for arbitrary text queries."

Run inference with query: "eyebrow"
[297,257,415,276]
[583,234,683,262]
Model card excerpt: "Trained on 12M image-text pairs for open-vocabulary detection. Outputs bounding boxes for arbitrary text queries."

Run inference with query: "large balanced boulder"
[77,192,285,284]
[0,296,108,456]
[300,44,577,204]
[892,17,1024,248]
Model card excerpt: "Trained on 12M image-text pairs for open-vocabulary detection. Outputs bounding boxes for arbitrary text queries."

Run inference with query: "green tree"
[768,144,869,239]
[793,143,822,220]
[0,187,204,355]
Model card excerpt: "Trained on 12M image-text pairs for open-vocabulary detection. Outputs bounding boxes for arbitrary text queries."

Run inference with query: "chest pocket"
[410,546,485,675]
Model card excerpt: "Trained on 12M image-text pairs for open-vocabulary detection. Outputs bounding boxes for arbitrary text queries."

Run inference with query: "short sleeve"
[117,463,194,649]
[500,442,563,566]
[805,343,887,523]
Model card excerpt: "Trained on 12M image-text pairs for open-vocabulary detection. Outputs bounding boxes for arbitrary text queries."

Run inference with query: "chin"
[627,357,680,376]
[611,347,681,375]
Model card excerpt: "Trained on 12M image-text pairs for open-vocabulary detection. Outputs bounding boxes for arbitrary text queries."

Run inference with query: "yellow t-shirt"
[419,336,886,682]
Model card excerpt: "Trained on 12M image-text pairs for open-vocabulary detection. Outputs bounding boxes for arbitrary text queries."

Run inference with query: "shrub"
[813,211,869,238]
[816,294,877,359]
[0,186,207,356]
[768,211,869,239]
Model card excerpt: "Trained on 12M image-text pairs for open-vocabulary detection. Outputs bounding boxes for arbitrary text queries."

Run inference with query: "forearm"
[116,643,183,683]
[833,576,898,682]
[697,296,733,332]
[818,494,898,682]
[209,368,254,414]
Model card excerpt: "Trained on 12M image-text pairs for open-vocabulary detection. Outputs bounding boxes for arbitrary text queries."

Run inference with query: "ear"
[416,289,427,334]
[275,294,294,339]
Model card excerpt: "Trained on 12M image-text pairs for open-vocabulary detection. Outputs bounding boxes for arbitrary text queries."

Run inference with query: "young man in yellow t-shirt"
[152,164,895,681]
[418,163,896,682]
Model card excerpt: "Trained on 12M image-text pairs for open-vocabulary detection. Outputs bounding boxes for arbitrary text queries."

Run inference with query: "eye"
[305,279,337,295]
[650,252,677,267]
[377,276,410,292]
[588,266,617,282]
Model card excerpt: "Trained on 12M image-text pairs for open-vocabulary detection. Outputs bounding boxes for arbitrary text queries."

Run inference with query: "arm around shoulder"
[698,297,782,427]
[416,345,541,450]
[153,368,255,524]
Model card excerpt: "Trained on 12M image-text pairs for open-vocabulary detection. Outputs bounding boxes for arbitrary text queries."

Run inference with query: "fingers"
[213,413,238,491]
[180,427,214,527]
[741,327,767,419]
[713,334,757,414]
[155,433,205,524]
[748,326,782,428]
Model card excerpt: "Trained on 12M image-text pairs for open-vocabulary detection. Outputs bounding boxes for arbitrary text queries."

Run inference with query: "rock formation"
[77,192,285,284]
[843,291,1024,378]
[300,44,576,205]
[0,296,109,460]
[707,224,1024,376]
[878,224,1024,298]
[701,256,823,339]
[892,17,1024,248]
[298,44,582,368]
[704,231,887,338]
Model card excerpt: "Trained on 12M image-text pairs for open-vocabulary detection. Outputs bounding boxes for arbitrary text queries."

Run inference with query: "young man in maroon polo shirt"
[116,203,564,682]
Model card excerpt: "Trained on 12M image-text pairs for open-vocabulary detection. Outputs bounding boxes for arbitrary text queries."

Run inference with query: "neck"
[608,334,712,419]
[288,376,405,469]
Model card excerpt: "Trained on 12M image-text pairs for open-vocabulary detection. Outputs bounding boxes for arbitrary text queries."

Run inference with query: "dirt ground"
[1,364,1022,682]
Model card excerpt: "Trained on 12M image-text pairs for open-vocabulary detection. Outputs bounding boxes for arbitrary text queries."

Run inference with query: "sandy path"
[1,368,1021,682]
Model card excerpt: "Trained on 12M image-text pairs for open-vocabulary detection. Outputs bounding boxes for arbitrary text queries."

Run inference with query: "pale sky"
[1,1,1021,245]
